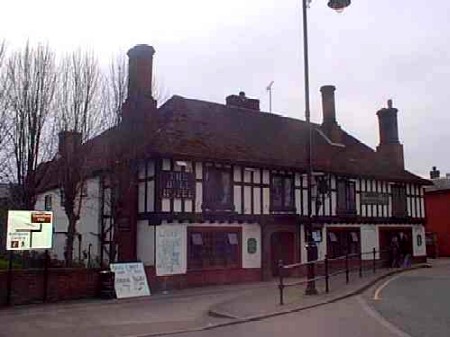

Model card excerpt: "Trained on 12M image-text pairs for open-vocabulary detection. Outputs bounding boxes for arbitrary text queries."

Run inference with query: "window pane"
[337,181,346,212]
[220,170,232,206]
[271,176,283,209]
[347,182,356,213]
[284,177,293,208]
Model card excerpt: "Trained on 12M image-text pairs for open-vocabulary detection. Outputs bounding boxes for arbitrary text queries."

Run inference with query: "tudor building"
[35,44,428,288]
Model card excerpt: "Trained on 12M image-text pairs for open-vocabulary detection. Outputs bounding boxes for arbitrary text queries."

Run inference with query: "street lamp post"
[302,0,351,295]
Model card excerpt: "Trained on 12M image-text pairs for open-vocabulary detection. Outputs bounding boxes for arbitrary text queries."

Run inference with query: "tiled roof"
[35,95,429,192]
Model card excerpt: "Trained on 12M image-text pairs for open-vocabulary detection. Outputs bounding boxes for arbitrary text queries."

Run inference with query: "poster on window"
[110,262,150,298]
[156,224,187,276]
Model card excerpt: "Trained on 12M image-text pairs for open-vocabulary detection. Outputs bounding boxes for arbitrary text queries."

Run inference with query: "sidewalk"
[0,263,431,337]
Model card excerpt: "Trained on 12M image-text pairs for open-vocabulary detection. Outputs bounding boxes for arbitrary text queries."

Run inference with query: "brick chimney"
[320,85,342,143]
[58,131,82,158]
[376,99,404,169]
[226,91,260,111]
[122,44,157,124]
[430,166,440,179]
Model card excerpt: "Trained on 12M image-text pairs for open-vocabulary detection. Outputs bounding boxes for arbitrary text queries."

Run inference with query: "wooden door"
[271,231,295,276]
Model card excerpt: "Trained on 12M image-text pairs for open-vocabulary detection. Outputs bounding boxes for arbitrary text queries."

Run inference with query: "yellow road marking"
[373,275,402,300]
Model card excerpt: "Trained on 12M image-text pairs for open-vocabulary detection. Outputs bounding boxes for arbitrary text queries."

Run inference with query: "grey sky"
[2,0,448,178]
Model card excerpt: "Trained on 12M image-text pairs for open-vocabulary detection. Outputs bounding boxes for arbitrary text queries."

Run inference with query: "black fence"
[278,248,390,305]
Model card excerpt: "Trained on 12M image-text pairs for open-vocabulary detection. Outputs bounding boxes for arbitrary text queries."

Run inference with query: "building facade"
[425,167,450,257]
[35,44,429,288]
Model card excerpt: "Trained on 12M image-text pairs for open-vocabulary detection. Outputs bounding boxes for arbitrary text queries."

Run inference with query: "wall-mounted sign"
[6,210,53,250]
[312,230,322,243]
[156,225,186,276]
[360,192,389,205]
[110,262,150,299]
[247,238,257,254]
[160,171,195,199]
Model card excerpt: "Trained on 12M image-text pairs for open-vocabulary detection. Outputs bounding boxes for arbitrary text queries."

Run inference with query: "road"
[178,261,450,337]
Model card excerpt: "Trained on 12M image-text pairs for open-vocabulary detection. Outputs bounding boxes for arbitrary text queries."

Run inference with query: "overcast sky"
[2,0,448,178]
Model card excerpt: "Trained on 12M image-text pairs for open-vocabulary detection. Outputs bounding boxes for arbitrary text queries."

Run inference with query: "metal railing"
[278,248,389,305]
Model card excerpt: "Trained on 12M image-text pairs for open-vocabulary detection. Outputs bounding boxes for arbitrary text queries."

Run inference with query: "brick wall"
[0,268,100,306]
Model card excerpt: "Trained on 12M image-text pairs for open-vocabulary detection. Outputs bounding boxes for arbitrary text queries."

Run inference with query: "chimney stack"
[226,91,260,111]
[376,99,404,169]
[127,44,155,100]
[58,131,82,159]
[320,85,337,125]
[122,44,157,124]
[430,166,440,179]
[320,85,342,143]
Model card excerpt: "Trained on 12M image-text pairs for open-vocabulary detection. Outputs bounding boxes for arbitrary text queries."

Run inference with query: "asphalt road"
[367,260,450,337]
[179,261,450,337]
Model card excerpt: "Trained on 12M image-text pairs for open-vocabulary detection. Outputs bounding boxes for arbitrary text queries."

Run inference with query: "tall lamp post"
[303,0,351,295]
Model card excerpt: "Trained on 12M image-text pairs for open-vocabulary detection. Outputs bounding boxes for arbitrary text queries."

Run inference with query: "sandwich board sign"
[110,262,151,299]
[6,210,53,250]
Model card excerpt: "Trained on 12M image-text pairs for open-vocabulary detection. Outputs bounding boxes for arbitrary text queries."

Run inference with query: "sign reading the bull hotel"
[35,44,429,289]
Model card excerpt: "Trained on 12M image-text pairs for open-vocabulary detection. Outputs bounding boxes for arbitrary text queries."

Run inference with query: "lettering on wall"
[360,192,389,205]
[160,171,195,199]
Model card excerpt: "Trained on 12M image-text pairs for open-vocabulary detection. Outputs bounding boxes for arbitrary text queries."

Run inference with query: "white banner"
[110,262,150,299]
[6,210,53,250]
[156,224,186,276]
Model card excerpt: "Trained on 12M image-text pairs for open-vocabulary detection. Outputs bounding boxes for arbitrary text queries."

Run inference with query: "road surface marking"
[356,296,412,337]
[373,275,401,300]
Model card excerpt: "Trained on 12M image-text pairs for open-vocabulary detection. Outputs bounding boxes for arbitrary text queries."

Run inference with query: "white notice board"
[6,210,53,250]
[156,224,186,276]
[110,262,151,299]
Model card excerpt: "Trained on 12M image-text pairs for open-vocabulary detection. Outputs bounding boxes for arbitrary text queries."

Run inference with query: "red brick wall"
[425,190,450,256]
[0,268,100,306]
[144,267,261,291]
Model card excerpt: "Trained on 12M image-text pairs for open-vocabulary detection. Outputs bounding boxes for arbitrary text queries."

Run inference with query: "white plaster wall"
[242,224,261,269]
[360,225,380,260]
[35,177,101,263]
[137,220,155,265]
[413,225,426,257]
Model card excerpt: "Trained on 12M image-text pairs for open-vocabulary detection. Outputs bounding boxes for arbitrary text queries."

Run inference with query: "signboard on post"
[110,262,151,299]
[156,224,186,276]
[6,210,53,250]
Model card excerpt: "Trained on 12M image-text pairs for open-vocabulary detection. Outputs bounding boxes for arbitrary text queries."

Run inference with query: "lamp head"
[327,0,351,12]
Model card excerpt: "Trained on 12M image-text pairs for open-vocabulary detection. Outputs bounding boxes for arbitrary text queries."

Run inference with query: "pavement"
[0,261,433,337]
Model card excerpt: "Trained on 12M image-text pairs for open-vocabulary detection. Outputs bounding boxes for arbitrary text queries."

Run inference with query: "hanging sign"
[6,210,53,250]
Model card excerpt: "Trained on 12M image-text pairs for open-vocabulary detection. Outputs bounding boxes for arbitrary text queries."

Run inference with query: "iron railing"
[278,248,390,305]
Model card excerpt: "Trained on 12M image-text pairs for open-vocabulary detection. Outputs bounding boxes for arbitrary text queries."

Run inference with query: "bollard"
[373,248,376,274]
[278,260,284,305]
[359,252,363,278]
[345,253,349,284]
[325,254,329,293]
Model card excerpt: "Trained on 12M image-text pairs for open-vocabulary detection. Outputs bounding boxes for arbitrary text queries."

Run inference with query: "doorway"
[271,231,295,276]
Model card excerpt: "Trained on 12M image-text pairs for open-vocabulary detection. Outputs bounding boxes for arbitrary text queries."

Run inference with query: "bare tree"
[0,41,10,180]
[4,42,57,209]
[54,50,102,266]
